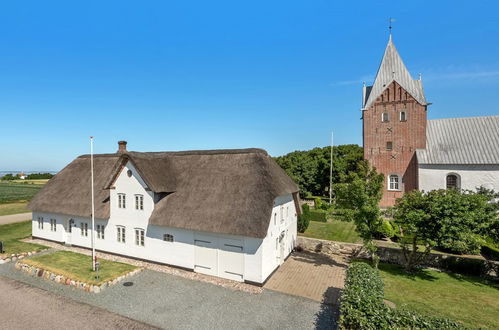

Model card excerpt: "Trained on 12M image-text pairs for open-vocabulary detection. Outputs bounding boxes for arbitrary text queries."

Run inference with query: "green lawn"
[0,201,30,216]
[379,263,499,329]
[0,221,46,256]
[23,250,137,285]
[299,218,362,243]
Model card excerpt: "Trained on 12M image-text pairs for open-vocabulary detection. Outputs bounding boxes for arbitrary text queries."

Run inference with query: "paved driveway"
[0,276,156,330]
[0,261,335,329]
[264,251,347,306]
[0,212,31,225]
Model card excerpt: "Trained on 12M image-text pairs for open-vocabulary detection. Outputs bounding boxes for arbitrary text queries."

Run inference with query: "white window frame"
[37,216,44,230]
[446,173,461,190]
[118,193,126,209]
[81,222,88,237]
[97,224,105,239]
[400,110,407,121]
[50,218,56,232]
[381,112,389,122]
[388,174,401,191]
[135,228,145,246]
[117,226,126,243]
[163,233,174,242]
[386,141,393,151]
[135,194,144,210]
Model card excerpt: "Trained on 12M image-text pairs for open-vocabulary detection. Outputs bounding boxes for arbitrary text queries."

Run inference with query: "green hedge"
[339,263,464,330]
[481,243,499,261]
[307,210,327,222]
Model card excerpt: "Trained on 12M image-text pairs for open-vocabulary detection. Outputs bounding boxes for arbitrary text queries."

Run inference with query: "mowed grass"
[0,201,30,216]
[0,182,43,203]
[0,221,46,256]
[299,218,362,243]
[23,250,137,285]
[379,263,499,329]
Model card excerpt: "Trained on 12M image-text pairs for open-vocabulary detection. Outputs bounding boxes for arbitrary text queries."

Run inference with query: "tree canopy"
[274,144,363,197]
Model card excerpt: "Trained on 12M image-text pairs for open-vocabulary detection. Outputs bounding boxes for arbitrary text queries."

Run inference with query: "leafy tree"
[1,174,18,180]
[335,161,384,267]
[274,144,363,197]
[393,189,498,271]
[297,204,311,233]
[26,173,54,180]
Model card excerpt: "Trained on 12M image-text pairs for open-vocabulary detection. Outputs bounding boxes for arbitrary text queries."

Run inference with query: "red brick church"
[362,35,499,208]
[362,34,428,207]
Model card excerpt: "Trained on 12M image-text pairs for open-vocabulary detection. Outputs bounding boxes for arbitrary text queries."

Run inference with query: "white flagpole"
[329,131,333,205]
[90,136,96,271]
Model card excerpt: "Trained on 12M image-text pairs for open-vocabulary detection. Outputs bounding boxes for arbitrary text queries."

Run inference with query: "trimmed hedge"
[339,263,464,330]
[308,210,327,222]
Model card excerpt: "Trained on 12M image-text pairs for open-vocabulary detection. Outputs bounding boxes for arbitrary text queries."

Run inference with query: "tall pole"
[90,136,96,271]
[329,131,333,205]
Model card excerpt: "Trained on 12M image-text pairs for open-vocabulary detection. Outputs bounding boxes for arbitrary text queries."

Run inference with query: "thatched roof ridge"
[29,148,299,238]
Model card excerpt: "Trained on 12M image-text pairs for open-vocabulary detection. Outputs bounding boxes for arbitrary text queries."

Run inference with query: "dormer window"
[118,193,126,208]
[400,111,407,121]
[135,194,144,210]
[382,112,389,122]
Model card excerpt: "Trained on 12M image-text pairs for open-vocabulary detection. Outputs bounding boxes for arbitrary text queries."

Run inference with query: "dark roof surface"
[29,148,299,238]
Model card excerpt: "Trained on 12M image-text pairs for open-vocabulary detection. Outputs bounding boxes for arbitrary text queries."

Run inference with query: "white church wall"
[419,164,499,192]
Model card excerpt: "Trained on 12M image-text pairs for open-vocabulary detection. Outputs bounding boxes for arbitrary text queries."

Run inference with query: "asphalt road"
[0,275,158,330]
[0,212,32,225]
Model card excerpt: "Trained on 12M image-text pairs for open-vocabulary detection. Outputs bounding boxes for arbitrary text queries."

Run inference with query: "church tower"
[362,35,428,207]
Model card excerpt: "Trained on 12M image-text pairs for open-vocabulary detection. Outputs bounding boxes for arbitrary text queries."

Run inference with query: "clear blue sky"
[1,1,498,171]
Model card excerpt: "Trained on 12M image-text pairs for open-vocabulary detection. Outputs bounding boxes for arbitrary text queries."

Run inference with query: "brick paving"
[264,251,348,305]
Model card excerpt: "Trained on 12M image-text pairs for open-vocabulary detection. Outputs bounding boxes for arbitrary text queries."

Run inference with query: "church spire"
[362,35,426,110]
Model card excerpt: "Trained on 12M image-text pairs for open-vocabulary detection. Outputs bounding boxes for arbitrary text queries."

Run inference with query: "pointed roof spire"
[363,35,426,109]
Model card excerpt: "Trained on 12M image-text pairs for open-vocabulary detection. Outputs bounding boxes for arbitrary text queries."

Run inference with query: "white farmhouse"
[29,141,300,285]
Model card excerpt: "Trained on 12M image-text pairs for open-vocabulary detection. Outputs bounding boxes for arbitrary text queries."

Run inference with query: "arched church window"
[446,174,460,189]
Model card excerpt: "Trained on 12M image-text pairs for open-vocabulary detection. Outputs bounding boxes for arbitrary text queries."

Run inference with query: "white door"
[218,238,244,282]
[194,234,218,276]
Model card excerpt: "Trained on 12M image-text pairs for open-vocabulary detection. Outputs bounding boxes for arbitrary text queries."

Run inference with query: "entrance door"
[65,218,74,244]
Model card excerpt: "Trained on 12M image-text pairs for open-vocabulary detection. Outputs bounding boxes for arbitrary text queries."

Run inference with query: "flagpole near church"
[90,136,96,271]
[329,131,333,205]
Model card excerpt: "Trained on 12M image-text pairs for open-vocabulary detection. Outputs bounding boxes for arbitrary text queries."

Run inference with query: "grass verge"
[0,221,46,256]
[0,201,30,216]
[22,250,137,285]
[379,263,499,329]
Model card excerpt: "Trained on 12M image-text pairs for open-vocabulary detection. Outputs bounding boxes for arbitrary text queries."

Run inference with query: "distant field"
[8,179,49,185]
[0,182,44,203]
[0,202,30,216]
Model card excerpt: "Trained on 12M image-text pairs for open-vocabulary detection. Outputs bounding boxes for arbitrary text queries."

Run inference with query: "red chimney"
[118,141,127,153]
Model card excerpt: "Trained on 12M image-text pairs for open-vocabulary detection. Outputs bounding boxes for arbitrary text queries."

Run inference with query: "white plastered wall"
[419,164,499,192]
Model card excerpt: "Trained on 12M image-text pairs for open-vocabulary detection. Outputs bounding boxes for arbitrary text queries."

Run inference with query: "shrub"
[376,220,396,238]
[340,263,463,330]
[481,243,499,261]
[298,204,310,233]
[439,257,488,277]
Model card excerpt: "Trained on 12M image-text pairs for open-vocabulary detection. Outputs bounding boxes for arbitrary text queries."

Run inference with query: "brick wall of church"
[363,81,427,207]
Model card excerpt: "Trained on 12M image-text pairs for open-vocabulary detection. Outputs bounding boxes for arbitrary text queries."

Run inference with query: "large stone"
[37,269,44,277]
[93,286,100,293]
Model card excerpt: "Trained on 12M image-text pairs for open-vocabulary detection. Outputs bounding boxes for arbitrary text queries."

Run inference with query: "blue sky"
[1,1,498,171]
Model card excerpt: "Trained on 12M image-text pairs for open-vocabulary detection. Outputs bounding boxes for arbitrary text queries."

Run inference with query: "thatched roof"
[29,148,299,238]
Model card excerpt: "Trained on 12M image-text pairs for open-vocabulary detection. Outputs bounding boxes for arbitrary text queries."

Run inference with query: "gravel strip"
[24,238,263,294]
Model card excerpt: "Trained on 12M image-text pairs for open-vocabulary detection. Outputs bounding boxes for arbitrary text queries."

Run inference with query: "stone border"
[15,261,142,293]
[0,250,46,264]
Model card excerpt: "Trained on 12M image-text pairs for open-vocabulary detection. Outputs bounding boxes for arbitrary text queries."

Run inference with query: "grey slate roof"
[416,115,499,165]
[363,35,427,109]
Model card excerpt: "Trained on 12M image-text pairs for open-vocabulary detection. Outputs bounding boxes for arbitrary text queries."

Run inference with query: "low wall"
[296,236,498,278]
[0,250,45,264]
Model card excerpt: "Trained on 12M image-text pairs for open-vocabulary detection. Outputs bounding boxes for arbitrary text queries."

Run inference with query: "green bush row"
[307,210,327,222]
[339,263,463,330]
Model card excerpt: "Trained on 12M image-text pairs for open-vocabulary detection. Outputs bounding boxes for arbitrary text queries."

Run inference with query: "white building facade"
[30,145,300,285]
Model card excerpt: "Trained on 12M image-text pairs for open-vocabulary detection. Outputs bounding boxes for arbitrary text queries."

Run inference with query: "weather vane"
[389,17,395,35]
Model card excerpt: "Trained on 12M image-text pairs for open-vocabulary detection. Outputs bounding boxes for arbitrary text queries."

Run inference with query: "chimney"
[117,141,127,153]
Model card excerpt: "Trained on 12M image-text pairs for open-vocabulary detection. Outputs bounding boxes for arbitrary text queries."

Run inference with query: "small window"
[127,169,132,177]
[274,213,277,225]
[50,218,56,232]
[37,217,44,230]
[135,228,145,246]
[400,111,407,121]
[446,174,459,189]
[117,226,126,243]
[280,206,284,223]
[382,112,389,122]
[135,195,144,210]
[163,233,174,242]
[80,222,88,237]
[386,141,393,151]
[97,224,105,239]
[388,174,400,191]
[118,193,126,208]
